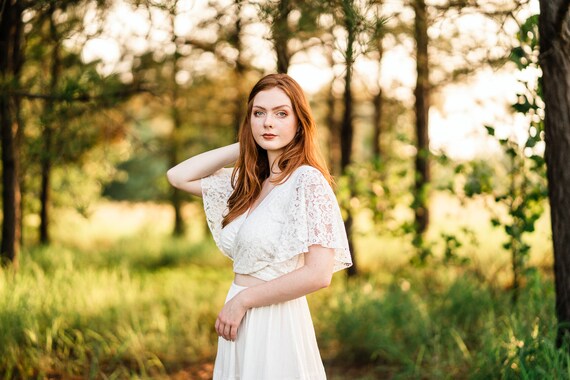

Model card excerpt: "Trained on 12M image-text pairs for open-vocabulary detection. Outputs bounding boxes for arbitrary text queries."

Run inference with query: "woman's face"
[250,87,298,158]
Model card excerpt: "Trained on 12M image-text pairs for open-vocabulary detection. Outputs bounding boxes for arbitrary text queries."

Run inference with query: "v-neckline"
[245,180,279,220]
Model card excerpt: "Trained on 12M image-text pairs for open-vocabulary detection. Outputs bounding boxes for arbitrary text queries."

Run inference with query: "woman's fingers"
[230,325,238,341]
[216,317,237,341]
[217,296,247,341]
[215,318,225,339]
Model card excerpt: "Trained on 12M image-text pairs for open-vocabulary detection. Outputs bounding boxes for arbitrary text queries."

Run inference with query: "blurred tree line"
[0,0,539,270]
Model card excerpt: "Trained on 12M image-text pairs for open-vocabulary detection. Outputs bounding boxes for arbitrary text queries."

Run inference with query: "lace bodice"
[201,165,352,281]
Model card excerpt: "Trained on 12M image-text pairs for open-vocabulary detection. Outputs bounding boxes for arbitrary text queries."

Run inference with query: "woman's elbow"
[315,272,333,290]
[166,168,181,188]
[305,247,335,290]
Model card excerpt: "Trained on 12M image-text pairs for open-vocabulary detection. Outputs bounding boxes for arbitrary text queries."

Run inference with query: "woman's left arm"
[215,244,335,341]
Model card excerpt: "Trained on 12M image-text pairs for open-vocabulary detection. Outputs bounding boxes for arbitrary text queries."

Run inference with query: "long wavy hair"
[222,73,332,227]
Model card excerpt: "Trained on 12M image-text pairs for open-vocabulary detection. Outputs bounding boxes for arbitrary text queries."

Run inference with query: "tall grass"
[0,239,232,379]
[0,201,564,379]
[311,266,564,380]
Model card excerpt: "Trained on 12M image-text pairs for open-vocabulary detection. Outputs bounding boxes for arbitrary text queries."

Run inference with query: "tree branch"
[10,86,156,102]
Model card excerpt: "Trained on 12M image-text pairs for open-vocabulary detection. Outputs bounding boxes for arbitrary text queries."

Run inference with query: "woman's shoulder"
[202,167,235,193]
[203,167,234,180]
[289,165,330,188]
[215,167,235,177]
[292,164,324,176]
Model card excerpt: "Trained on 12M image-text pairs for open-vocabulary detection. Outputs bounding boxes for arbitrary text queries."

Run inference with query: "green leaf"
[525,137,537,148]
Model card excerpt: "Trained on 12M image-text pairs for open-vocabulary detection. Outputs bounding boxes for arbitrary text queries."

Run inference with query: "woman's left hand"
[215,293,248,341]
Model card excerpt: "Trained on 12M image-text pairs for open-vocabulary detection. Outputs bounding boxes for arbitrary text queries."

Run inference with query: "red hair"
[222,73,332,227]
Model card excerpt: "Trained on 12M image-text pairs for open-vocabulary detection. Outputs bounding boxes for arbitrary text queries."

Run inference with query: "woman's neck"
[267,152,282,180]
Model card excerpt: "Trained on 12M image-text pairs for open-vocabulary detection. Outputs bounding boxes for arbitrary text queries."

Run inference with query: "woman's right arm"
[166,143,240,197]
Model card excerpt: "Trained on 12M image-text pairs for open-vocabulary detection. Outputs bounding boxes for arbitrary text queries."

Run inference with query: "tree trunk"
[39,127,52,244]
[0,98,21,268]
[14,32,25,247]
[272,0,290,73]
[324,45,340,175]
[341,5,357,276]
[340,47,354,171]
[16,97,25,247]
[372,37,384,160]
[0,0,23,268]
[169,96,185,237]
[538,0,570,347]
[39,7,60,245]
[509,155,520,305]
[413,0,430,235]
[170,9,186,237]
[372,90,383,160]
[340,6,355,171]
[326,82,340,176]
[232,0,246,138]
[171,175,186,236]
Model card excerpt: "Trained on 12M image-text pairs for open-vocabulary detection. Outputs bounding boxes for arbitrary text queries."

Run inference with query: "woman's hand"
[215,292,248,341]
[167,143,239,196]
[214,245,334,341]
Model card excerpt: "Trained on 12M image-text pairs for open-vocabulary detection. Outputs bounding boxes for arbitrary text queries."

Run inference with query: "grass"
[0,199,565,379]
[316,267,563,380]
[0,242,232,379]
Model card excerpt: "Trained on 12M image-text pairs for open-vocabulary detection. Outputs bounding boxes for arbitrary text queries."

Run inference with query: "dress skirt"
[213,282,327,380]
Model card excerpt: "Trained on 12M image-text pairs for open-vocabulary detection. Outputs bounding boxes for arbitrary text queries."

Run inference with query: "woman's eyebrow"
[252,105,292,110]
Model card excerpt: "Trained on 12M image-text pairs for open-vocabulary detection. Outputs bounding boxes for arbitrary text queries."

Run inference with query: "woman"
[167,73,352,379]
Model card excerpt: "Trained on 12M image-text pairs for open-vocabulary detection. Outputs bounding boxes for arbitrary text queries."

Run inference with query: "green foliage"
[455,159,495,197]
[335,156,474,266]
[329,0,387,60]
[317,269,559,379]
[103,152,170,202]
[0,200,561,378]
[102,121,171,202]
[336,160,396,228]
[101,73,238,203]
[444,14,546,303]
[15,1,142,234]
[258,0,321,37]
[326,279,430,366]
[0,233,562,379]
[440,231,471,265]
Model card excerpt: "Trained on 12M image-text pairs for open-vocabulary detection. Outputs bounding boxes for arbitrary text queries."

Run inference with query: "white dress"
[201,165,352,380]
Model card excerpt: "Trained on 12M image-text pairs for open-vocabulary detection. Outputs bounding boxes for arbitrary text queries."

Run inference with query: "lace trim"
[201,168,234,255]
[278,167,352,272]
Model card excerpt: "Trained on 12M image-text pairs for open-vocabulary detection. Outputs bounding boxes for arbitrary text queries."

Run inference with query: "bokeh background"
[1,0,563,379]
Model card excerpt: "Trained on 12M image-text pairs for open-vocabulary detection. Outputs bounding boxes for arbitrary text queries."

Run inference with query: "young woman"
[167,73,352,379]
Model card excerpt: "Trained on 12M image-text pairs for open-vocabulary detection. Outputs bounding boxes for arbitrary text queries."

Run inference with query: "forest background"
[2,0,570,379]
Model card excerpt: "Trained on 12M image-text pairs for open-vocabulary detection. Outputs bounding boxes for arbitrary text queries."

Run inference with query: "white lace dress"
[201,165,352,380]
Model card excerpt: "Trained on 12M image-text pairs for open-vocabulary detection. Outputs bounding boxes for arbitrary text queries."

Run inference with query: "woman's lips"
[262,134,277,140]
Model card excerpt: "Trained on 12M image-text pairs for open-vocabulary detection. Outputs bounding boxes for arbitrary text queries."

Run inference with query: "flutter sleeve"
[201,168,234,249]
[281,168,353,273]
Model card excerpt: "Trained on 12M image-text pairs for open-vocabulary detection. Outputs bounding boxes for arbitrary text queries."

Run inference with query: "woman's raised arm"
[166,142,240,196]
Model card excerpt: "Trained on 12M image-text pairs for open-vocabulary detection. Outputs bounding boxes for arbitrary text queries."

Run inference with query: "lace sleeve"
[201,168,234,250]
[280,167,353,273]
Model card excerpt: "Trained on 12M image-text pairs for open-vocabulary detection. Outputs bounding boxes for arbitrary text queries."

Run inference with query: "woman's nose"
[263,115,273,128]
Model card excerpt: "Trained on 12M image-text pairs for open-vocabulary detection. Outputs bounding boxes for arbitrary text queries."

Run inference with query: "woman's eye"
[276,111,287,117]
[253,111,265,117]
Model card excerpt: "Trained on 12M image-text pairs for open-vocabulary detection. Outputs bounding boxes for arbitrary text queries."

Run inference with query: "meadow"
[0,198,568,379]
